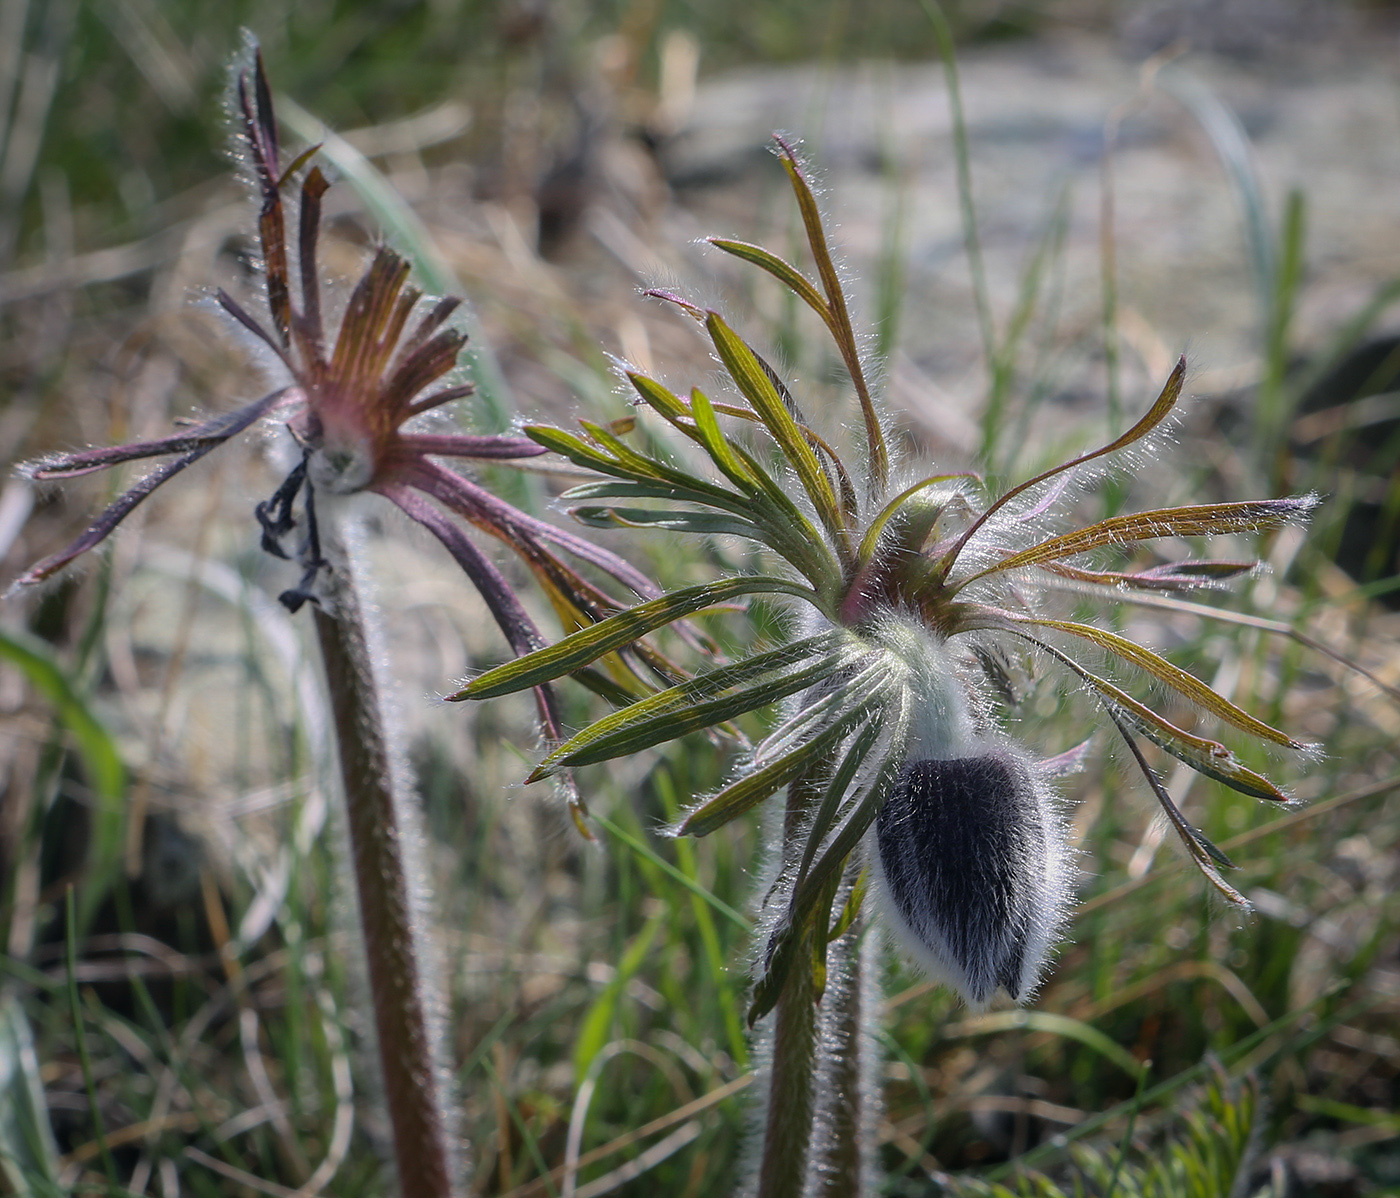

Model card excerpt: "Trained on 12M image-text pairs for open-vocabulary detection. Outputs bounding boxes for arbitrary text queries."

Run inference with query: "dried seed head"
[873,746,1070,1008]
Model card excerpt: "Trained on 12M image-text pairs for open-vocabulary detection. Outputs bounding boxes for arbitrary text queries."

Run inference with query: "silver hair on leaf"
[873,747,1070,1008]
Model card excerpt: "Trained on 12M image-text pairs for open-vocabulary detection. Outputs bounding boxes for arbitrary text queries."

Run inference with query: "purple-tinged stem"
[313,519,461,1198]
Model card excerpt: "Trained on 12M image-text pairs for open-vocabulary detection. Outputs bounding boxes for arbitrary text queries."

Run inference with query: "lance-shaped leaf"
[749,657,891,769]
[678,698,884,839]
[964,496,1316,585]
[770,136,888,493]
[452,575,816,700]
[1039,558,1259,592]
[527,633,857,779]
[708,238,830,322]
[1104,697,1288,802]
[795,716,888,887]
[936,359,1188,579]
[1001,629,1291,802]
[748,696,910,1023]
[1102,704,1249,907]
[706,312,850,557]
[571,506,766,539]
[1013,616,1304,749]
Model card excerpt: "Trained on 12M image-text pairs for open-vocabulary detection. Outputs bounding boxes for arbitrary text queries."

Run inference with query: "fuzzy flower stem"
[756,925,820,1198]
[756,769,825,1198]
[313,520,460,1198]
[807,901,875,1197]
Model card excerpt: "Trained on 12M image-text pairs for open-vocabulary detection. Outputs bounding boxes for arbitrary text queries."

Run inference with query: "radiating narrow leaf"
[1105,700,1288,801]
[751,658,890,769]
[705,312,849,554]
[969,497,1315,582]
[1040,558,1259,591]
[772,136,888,491]
[936,360,1189,579]
[855,473,975,566]
[782,691,911,927]
[688,386,762,491]
[1003,629,1290,802]
[1016,616,1301,748]
[796,717,887,888]
[452,575,815,700]
[531,638,855,777]
[680,701,882,838]
[708,238,831,322]
[571,506,766,539]
[1103,704,1249,907]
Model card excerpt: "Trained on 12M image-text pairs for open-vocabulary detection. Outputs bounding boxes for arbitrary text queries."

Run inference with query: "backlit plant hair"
[10,44,660,1198]
[455,136,1321,1195]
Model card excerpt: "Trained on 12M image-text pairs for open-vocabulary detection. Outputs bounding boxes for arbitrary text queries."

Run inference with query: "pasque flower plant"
[456,138,1317,1195]
[11,46,660,1198]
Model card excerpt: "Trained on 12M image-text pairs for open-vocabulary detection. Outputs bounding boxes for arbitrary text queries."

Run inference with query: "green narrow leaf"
[937,359,1188,580]
[1000,628,1291,801]
[944,1010,1145,1080]
[452,575,816,700]
[968,496,1313,582]
[1105,700,1288,802]
[705,312,849,555]
[570,506,765,540]
[796,716,887,888]
[708,238,831,324]
[532,639,856,778]
[688,386,761,491]
[1017,616,1303,749]
[855,473,974,566]
[771,138,889,492]
[679,699,884,839]
[780,691,912,932]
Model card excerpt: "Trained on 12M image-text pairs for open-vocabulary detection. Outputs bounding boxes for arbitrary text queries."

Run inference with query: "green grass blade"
[573,909,666,1084]
[0,629,125,931]
[945,1009,1144,1080]
[0,997,61,1192]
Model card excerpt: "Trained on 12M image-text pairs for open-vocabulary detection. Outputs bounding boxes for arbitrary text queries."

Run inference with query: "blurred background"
[1,1,1399,1194]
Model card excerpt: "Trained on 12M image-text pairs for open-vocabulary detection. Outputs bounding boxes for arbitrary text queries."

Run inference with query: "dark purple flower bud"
[873,746,1069,1007]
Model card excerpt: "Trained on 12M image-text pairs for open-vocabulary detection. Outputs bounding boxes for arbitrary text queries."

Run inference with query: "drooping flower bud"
[873,745,1069,1008]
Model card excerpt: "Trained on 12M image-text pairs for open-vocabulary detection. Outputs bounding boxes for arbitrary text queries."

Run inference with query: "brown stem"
[313,522,460,1198]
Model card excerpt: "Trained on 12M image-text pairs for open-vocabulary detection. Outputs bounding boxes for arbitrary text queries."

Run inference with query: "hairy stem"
[808,895,875,1197]
[756,923,820,1198]
[756,771,824,1198]
[313,520,460,1198]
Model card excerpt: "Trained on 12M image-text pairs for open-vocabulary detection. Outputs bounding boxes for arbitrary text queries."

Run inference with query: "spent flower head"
[11,46,659,831]
[457,137,1318,1013]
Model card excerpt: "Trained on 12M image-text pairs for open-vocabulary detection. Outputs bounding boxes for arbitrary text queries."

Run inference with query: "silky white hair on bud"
[868,617,1072,1009]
